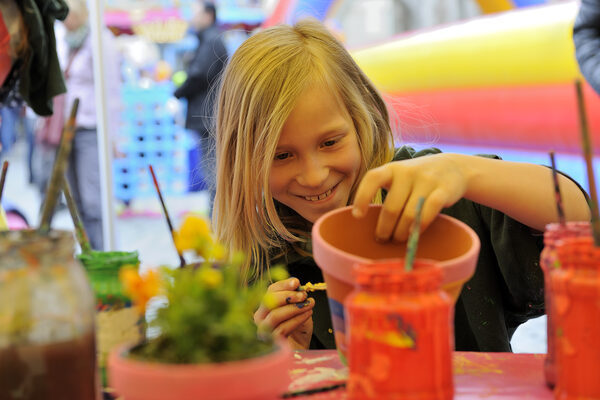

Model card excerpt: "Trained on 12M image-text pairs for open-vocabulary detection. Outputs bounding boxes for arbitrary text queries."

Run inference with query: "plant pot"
[108,341,293,400]
[312,204,480,359]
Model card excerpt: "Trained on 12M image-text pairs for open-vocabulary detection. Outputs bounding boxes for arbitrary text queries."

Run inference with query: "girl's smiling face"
[269,85,363,223]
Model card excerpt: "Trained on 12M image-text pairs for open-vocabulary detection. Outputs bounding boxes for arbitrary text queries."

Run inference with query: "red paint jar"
[345,259,453,400]
[540,222,590,389]
[552,236,600,400]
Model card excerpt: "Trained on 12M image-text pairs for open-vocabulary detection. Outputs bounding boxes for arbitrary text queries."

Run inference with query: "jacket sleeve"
[18,0,69,116]
[174,34,227,100]
[574,0,600,95]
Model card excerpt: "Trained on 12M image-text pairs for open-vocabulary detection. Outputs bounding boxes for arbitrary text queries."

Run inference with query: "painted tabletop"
[286,350,553,399]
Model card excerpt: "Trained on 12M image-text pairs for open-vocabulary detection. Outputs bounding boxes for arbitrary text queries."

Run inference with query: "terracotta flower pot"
[108,341,293,400]
[312,204,481,359]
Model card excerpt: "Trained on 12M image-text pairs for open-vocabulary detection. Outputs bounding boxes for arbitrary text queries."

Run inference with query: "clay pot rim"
[312,204,481,285]
[108,339,293,400]
[108,339,291,378]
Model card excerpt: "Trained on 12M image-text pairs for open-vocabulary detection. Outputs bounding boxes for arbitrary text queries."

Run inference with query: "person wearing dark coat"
[174,1,227,206]
[574,0,600,95]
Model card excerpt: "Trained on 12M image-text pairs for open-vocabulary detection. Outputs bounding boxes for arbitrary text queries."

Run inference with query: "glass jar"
[345,259,453,400]
[78,250,142,387]
[0,229,99,400]
[540,221,590,389]
[552,236,600,400]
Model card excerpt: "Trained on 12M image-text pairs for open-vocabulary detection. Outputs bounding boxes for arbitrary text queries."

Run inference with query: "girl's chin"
[301,203,344,223]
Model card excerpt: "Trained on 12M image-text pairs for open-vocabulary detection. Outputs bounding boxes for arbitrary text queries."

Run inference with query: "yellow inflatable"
[350,1,599,153]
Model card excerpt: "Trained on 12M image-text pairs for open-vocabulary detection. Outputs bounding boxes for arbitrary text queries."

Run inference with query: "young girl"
[212,20,590,351]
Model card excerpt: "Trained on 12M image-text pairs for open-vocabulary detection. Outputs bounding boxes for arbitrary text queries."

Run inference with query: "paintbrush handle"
[549,151,565,225]
[0,161,8,205]
[404,197,425,272]
[575,80,600,246]
[149,165,186,268]
[281,382,346,398]
[39,98,80,232]
[62,176,92,253]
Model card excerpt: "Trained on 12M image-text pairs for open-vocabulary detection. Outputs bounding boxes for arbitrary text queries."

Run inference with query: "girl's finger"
[254,289,307,323]
[253,277,304,323]
[417,188,448,234]
[272,309,313,339]
[351,166,392,218]
[375,175,412,241]
[393,187,446,242]
[261,298,315,333]
[267,277,300,292]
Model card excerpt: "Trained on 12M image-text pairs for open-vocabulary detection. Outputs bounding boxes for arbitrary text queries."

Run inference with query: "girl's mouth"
[301,182,339,202]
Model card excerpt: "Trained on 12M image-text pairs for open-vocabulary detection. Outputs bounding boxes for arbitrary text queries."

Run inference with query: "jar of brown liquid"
[0,230,100,400]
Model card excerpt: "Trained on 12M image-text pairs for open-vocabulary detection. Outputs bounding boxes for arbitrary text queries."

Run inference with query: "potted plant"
[107,214,293,400]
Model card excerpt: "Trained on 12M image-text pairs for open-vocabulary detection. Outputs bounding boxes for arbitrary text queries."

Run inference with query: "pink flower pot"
[108,341,293,400]
[312,204,481,360]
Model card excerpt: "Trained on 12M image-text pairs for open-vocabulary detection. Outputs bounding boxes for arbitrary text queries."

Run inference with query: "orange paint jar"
[540,222,591,389]
[345,260,453,400]
[551,236,600,400]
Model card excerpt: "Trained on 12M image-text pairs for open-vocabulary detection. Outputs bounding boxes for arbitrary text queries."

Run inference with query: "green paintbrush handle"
[404,196,425,272]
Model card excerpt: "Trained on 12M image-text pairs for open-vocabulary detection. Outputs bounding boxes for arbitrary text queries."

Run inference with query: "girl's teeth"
[305,188,332,201]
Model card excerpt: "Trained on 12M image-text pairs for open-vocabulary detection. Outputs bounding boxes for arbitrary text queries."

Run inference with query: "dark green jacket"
[275,146,549,352]
[18,0,69,116]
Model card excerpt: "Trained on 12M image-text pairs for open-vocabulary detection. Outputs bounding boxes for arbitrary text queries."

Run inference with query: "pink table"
[287,350,553,399]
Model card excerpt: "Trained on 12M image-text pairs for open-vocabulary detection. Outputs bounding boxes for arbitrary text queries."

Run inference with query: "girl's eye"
[323,139,337,147]
[275,152,290,161]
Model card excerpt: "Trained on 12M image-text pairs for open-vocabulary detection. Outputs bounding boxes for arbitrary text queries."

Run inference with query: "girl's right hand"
[253,277,315,350]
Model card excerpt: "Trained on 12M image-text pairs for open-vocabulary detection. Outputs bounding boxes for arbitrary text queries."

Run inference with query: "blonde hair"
[213,19,394,281]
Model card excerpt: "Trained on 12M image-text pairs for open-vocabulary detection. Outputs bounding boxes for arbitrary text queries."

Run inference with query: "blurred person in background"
[574,0,600,95]
[0,0,68,230]
[174,1,228,215]
[0,105,20,159]
[45,0,121,250]
[0,104,36,181]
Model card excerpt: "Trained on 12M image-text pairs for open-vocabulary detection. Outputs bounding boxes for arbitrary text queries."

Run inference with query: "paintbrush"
[404,197,425,272]
[298,282,327,292]
[39,98,79,233]
[280,382,346,398]
[0,160,8,205]
[62,177,92,253]
[575,80,600,246]
[149,165,186,268]
[548,151,566,226]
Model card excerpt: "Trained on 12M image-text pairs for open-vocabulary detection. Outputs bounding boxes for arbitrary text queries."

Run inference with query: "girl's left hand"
[254,277,314,350]
[352,153,468,242]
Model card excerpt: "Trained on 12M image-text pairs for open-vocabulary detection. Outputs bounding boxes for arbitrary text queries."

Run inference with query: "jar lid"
[77,250,139,271]
[555,236,600,271]
[543,221,591,246]
[353,259,443,291]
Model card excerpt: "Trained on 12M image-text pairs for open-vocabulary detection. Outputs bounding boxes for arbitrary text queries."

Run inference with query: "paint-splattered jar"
[77,250,142,387]
[551,236,600,400]
[345,259,453,400]
[0,229,100,400]
[540,222,590,389]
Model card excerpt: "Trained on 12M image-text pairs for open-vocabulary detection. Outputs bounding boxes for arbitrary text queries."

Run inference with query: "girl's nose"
[296,158,328,188]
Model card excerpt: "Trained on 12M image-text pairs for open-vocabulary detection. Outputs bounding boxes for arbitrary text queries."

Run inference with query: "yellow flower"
[270,266,289,282]
[119,266,161,313]
[175,214,212,254]
[208,242,227,262]
[262,292,278,310]
[198,267,223,288]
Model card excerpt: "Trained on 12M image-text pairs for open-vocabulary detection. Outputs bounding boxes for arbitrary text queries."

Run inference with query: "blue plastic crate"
[114,82,192,201]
